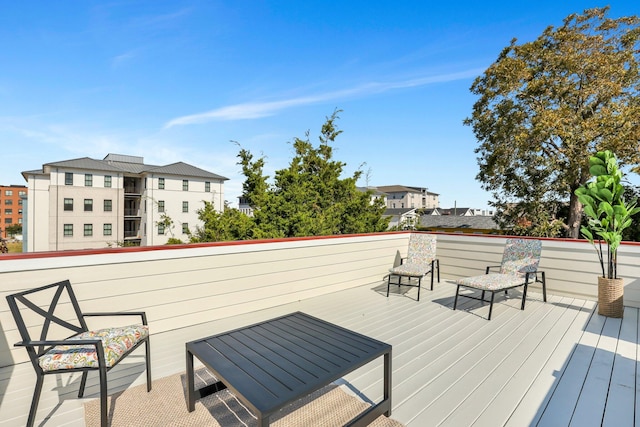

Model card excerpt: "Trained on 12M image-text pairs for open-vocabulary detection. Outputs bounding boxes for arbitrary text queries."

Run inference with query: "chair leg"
[99,364,108,427]
[430,264,434,291]
[481,290,486,302]
[453,285,460,310]
[387,275,391,297]
[488,292,496,320]
[521,283,528,310]
[26,375,44,427]
[417,277,422,301]
[78,371,88,397]
[145,338,152,392]
[436,259,440,282]
[541,271,547,302]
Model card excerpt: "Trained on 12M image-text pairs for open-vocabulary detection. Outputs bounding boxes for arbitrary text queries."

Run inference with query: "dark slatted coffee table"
[185,311,392,426]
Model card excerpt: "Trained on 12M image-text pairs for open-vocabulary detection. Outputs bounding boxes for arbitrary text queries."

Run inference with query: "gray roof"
[24,154,228,181]
[44,157,126,173]
[440,207,473,216]
[356,186,387,196]
[375,185,439,196]
[145,162,227,180]
[419,215,499,230]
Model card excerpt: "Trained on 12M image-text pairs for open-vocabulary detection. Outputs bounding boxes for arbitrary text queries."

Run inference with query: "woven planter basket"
[598,276,624,318]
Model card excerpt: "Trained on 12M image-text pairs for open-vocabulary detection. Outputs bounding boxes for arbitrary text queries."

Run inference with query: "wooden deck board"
[0,282,638,427]
[602,307,637,427]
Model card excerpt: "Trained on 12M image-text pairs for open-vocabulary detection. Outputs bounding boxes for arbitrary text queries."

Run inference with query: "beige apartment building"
[21,154,228,252]
[376,185,439,209]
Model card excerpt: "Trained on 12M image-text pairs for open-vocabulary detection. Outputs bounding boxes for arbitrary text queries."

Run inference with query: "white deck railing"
[2,231,640,368]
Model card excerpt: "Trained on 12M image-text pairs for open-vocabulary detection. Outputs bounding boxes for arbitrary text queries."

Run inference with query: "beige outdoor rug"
[85,370,404,426]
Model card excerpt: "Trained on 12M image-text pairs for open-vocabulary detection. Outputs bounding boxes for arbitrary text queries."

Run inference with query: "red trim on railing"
[0,231,410,261]
[3,230,639,261]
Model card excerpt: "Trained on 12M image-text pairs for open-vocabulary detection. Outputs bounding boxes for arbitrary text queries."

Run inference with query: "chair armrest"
[15,338,102,348]
[82,311,148,325]
[485,265,501,274]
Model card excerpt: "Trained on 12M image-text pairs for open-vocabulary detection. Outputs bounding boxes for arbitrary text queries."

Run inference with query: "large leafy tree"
[465,7,640,238]
[191,201,256,242]
[195,111,389,241]
[239,110,389,238]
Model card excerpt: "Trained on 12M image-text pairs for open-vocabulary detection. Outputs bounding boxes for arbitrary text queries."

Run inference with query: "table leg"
[186,348,195,412]
[384,349,392,416]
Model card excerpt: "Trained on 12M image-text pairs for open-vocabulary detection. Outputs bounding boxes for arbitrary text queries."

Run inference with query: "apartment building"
[0,185,27,238]
[375,185,439,209]
[21,154,228,252]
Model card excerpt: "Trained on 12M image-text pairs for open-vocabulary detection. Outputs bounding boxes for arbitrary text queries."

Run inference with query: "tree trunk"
[566,191,583,238]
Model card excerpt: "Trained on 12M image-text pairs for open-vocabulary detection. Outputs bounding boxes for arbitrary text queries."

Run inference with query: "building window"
[103,224,112,236]
[4,218,12,224]
[64,198,73,211]
[4,190,12,196]
[64,224,73,236]
[65,172,73,185]
[104,199,112,212]
[84,199,93,211]
[158,223,165,235]
[18,199,23,205]
[19,191,26,196]
[158,201,165,213]
[85,174,93,187]
[182,180,189,191]
[84,224,93,236]
[205,181,211,192]
[158,178,165,189]
[5,199,12,205]
[18,209,22,215]
[182,223,189,234]
[4,209,12,215]
[104,175,112,188]
[182,201,188,213]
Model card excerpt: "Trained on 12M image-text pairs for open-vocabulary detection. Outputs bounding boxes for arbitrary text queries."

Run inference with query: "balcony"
[1,232,639,426]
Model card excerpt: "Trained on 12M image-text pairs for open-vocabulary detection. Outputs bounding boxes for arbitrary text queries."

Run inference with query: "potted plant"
[575,150,640,317]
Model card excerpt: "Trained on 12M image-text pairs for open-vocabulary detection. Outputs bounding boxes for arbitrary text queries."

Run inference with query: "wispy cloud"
[111,50,137,68]
[163,68,483,128]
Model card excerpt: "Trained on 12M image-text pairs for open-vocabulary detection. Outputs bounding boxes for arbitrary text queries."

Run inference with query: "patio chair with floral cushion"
[5,280,151,427]
[453,238,546,320]
[387,233,440,301]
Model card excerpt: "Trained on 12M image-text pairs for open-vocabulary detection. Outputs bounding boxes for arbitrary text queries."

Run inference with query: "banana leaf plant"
[575,151,640,279]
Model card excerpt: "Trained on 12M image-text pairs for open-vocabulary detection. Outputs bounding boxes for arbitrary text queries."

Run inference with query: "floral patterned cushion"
[390,263,429,277]
[38,324,149,372]
[500,239,542,274]
[456,273,526,291]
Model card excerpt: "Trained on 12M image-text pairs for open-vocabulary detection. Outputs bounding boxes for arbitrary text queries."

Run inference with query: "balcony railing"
[1,231,640,425]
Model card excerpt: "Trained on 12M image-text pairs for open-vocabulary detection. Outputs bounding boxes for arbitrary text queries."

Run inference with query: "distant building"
[356,187,388,205]
[440,207,495,216]
[374,185,439,209]
[238,196,254,216]
[21,154,228,252]
[384,208,419,229]
[0,185,27,238]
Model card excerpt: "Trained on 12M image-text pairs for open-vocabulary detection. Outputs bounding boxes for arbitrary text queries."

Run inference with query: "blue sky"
[1,1,638,209]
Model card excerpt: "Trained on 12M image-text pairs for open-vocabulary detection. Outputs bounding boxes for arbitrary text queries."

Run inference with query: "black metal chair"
[387,233,440,301]
[6,280,151,427]
[454,238,546,320]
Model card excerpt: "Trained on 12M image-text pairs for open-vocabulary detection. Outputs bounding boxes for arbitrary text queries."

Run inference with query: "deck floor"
[1,279,637,426]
